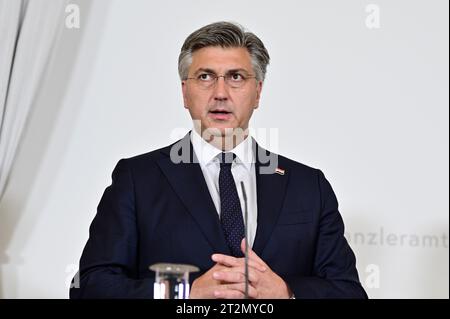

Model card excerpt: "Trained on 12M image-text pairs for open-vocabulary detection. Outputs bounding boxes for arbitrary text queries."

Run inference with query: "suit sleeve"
[282,170,368,299]
[70,159,153,299]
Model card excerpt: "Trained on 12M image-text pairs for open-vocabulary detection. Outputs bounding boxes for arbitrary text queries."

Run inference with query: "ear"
[254,80,263,109]
[182,81,189,109]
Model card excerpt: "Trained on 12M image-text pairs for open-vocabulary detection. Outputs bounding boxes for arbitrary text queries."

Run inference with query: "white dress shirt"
[190,129,258,248]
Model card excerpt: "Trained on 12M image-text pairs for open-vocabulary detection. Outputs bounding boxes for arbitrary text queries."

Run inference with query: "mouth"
[208,109,232,121]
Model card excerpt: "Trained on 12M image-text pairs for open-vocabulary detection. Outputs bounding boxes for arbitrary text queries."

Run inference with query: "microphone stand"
[240,181,249,299]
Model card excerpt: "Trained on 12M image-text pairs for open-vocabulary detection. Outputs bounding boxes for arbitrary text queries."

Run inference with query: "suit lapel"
[252,143,289,256]
[156,133,289,257]
[157,133,231,255]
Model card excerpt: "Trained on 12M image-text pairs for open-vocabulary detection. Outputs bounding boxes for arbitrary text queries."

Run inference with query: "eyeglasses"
[185,72,256,89]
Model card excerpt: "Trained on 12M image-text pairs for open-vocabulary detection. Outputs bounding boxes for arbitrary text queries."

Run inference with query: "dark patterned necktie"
[219,152,245,257]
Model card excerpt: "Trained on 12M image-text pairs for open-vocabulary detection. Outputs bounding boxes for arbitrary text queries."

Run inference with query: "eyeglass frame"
[184,69,257,89]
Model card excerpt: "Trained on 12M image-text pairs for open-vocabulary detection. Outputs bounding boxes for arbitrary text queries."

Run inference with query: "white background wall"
[0,0,448,298]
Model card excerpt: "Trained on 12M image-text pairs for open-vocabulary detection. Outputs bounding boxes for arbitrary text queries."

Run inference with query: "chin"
[208,126,238,137]
[201,122,233,135]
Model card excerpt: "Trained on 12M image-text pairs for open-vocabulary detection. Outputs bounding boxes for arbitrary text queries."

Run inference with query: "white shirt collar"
[190,128,254,171]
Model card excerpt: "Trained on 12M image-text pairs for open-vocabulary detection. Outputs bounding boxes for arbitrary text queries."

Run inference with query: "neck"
[195,127,249,151]
[210,133,248,151]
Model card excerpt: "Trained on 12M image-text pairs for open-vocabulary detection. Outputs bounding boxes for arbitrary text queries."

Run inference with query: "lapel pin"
[275,167,285,175]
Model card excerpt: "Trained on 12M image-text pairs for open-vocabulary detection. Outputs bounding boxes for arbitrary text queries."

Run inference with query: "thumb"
[240,238,265,264]
[240,238,268,272]
[240,238,247,254]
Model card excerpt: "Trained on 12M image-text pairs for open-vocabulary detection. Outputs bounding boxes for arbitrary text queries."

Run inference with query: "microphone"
[240,181,249,299]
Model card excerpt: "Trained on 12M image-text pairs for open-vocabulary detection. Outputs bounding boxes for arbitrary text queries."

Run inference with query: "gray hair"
[178,21,270,82]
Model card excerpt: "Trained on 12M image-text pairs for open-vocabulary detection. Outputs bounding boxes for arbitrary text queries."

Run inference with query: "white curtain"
[0,0,67,200]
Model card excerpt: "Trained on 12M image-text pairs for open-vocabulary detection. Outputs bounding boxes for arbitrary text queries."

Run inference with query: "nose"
[213,76,229,102]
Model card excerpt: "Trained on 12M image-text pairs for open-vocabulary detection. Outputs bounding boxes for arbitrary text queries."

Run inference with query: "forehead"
[189,46,253,74]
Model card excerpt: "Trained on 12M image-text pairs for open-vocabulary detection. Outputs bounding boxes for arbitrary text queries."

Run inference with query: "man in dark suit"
[70,21,367,299]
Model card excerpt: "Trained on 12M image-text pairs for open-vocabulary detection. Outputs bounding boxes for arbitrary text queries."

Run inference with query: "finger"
[214,267,260,284]
[213,255,265,272]
[212,254,266,272]
[211,254,239,267]
[241,237,267,267]
[241,238,267,267]
[214,283,258,299]
[214,289,244,299]
[213,270,245,283]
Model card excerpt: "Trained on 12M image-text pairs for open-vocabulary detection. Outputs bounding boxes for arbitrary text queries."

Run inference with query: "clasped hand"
[189,239,291,299]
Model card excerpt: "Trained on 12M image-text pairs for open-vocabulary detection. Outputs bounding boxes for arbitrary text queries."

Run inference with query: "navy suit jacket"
[70,133,367,299]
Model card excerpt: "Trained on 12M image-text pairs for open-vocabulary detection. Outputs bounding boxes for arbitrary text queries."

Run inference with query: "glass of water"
[150,263,199,299]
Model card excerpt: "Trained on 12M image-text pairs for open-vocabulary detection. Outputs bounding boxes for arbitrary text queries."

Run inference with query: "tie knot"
[219,152,236,168]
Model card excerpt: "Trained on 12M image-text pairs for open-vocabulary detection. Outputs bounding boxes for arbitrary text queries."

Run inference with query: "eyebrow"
[193,68,251,76]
